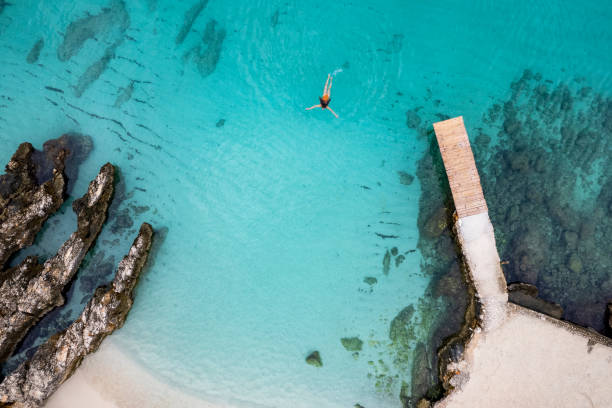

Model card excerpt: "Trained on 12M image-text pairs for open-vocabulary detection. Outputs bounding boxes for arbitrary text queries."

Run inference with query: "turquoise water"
[0,1,610,407]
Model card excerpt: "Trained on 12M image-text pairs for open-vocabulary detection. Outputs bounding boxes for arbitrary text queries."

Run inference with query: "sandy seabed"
[45,337,224,408]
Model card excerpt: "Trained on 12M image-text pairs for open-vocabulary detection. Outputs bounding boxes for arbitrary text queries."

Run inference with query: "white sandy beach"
[45,337,224,408]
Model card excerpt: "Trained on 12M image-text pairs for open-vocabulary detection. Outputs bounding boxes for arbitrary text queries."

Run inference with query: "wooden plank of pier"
[433,116,488,218]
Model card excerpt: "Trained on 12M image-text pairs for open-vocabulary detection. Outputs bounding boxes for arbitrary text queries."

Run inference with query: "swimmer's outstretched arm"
[327,107,339,118]
[306,104,322,110]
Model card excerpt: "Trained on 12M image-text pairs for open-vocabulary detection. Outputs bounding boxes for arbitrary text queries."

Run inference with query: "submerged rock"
[26,39,44,64]
[183,19,226,78]
[406,109,422,129]
[395,254,405,267]
[389,305,415,348]
[0,143,66,270]
[57,3,129,62]
[0,163,114,363]
[305,350,322,367]
[567,253,583,274]
[398,171,415,186]
[340,336,363,352]
[0,223,153,407]
[175,0,209,45]
[423,206,448,238]
[382,250,391,275]
[410,342,434,406]
[114,81,135,108]
[74,40,122,97]
[363,276,377,286]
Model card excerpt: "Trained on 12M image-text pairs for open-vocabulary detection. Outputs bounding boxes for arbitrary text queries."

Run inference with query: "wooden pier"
[433,116,488,218]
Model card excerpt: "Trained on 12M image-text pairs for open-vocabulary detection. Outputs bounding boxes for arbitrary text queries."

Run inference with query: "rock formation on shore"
[0,163,114,363]
[0,135,93,272]
[0,143,66,269]
[0,223,153,408]
[0,139,155,407]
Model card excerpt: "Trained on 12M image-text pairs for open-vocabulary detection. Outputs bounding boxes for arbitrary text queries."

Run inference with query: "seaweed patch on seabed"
[175,0,209,45]
[74,39,123,97]
[26,39,44,64]
[57,2,130,97]
[183,19,226,78]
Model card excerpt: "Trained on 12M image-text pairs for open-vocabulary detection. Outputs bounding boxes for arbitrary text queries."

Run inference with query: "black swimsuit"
[319,96,330,108]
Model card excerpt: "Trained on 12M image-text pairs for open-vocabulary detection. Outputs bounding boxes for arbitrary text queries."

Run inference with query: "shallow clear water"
[0,0,610,407]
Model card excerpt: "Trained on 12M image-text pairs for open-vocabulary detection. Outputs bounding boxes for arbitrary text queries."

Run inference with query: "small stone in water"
[305,350,322,367]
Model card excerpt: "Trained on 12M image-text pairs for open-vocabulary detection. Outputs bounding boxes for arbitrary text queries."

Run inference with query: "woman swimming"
[305,74,338,118]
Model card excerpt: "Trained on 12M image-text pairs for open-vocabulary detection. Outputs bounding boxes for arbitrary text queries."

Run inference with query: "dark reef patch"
[270,9,280,28]
[183,19,226,78]
[340,337,363,352]
[26,39,44,64]
[74,39,123,97]
[475,70,611,332]
[114,81,135,108]
[57,2,130,62]
[305,350,322,367]
[398,171,414,185]
[57,2,130,97]
[175,0,209,45]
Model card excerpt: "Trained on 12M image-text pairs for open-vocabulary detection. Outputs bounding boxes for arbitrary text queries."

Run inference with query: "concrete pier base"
[436,303,612,408]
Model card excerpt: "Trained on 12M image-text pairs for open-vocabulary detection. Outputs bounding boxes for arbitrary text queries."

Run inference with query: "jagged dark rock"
[31,134,93,195]
[0,223,153,408]
[0,163,114,364]
[0,143,66,270]
[508,282,563,319]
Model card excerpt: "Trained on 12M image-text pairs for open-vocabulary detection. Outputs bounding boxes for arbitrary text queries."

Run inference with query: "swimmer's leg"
[323,74,331,95]
[326,76,333,96]
[306,104,322,110]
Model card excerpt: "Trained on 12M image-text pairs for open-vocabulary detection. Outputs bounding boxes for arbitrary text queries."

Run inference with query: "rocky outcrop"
[0,135,93,271]
[31,134,93,195]
[0,143,65,270]
[0,223,153,408]
[0,163,114,363]
[508,282,563,319]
